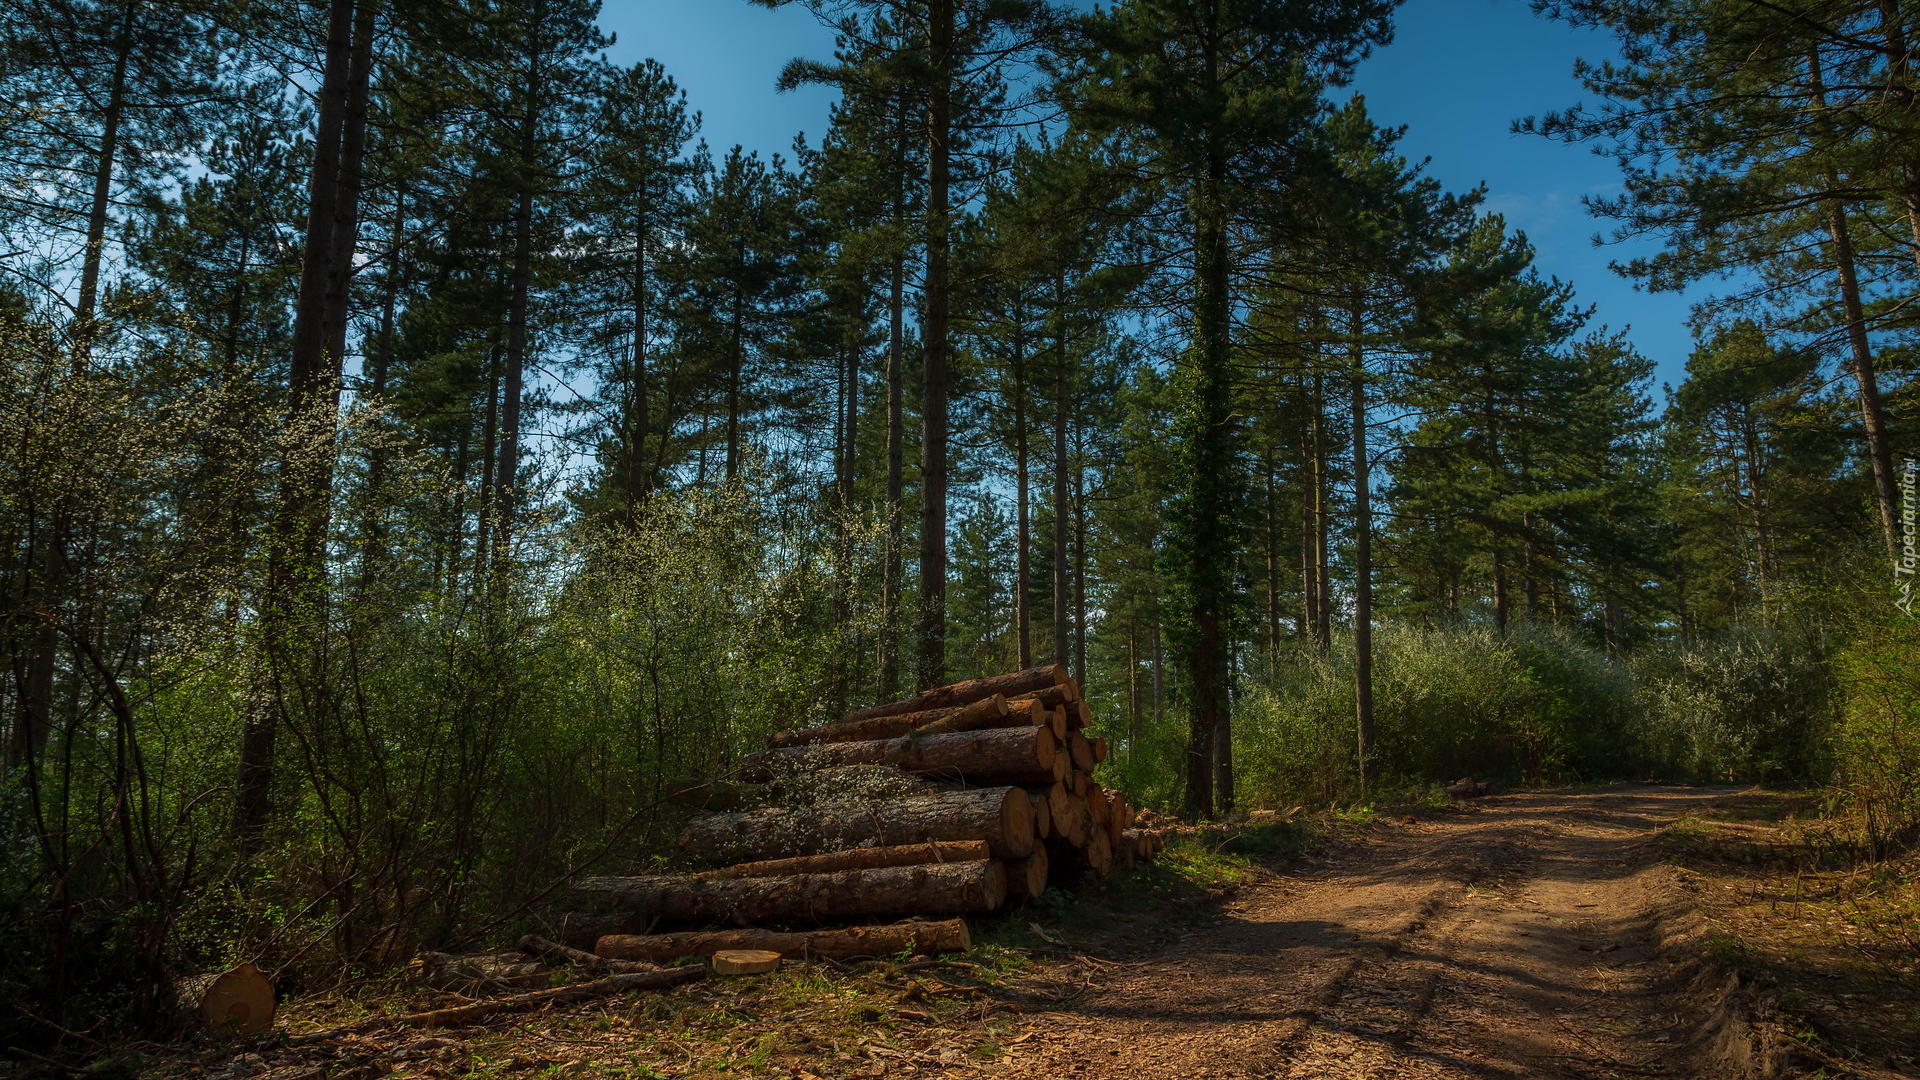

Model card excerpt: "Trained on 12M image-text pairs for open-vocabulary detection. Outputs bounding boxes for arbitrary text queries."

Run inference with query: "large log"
[1030,792,1052,839]
[1071,700,1092,731]
[1073,827,1113,875]
[742,726,1057,784]
[1091,736,1109,763]
[578,860,1006,923]
[843,665,1068,724]
[1067,731,1095,773]
[769,695,1008,749]
[559,911,637,950]
[173,963,275,1037]
[596,919,972,963]
[678,786,1035,864]
[1086,785,1111,829]
[1005,847,1050,902]
[1028,781,1070,828]
[1006,682,1079,710]
[699,840,989,879]
[1057,794,1090,847]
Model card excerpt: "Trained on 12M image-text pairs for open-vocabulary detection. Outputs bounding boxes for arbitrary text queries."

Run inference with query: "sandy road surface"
[996,786,1747,1080]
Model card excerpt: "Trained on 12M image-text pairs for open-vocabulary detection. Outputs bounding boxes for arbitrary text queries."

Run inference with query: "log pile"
[569,664,1165,966]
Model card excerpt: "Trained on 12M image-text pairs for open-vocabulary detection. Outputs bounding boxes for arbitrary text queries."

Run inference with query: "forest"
[2,0,1917,1043]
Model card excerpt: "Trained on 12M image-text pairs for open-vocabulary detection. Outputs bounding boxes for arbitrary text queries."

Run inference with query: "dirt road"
[998,786,1757,1080]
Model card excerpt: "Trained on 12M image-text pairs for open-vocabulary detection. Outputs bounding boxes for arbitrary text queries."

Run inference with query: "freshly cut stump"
[579,860,1007,922]
[710,950,782,975]
[679,786,1035,864]
[596,918,972,963]
[174,963,275,1037]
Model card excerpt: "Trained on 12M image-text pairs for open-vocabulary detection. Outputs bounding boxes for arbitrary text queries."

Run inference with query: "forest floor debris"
[22,785,1918,1080]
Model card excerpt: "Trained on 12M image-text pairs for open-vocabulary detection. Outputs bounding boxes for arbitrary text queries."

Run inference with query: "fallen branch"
[517,935,658,974]
[288,966,704,1042]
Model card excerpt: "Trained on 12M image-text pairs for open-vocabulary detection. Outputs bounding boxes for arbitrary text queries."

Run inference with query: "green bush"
[1234,623,1635,807]
[1627,623,1832,784]
[1831,615,1920,854]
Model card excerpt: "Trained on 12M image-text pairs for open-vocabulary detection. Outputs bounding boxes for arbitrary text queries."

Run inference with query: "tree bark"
[678,786,1035,864]
[1053,276,1071,668]
[843,663,1065,723]
[1181,132,1232,820]
[883,88,909,699]
[579,860,1005,923]
[741,726,1057,785]
[770,694,1009,747]
[698,840,989,879]
[70,0,136,368]
[594,919,971,963]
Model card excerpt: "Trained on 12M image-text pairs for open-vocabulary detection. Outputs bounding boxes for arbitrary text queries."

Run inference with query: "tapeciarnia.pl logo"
[1899,457,1918,616]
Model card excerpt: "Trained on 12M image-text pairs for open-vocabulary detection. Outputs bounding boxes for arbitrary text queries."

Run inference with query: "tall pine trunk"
[627,206,651,508]
[235,0,369,848]
[916,0,953,689]
[1181,145,1232,819]
[1809,46,1901,560]
[1349,304,1374,796]
[882,96,908,697]
[70,0,136,368]
[1013,306,1032,668]
[1052,279,1070,667]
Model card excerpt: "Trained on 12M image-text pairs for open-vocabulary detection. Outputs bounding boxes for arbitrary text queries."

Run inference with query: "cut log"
[1115,830,1147,863]
[1004,847,1050,902]
[1030,793,1052,839]
[678,786,1034,864]
[710,950,782,975]
[1006,683,1079,710]
[1067,767,1088,798]
[698,840,989,879]
[519,935,659,974]
[173,963,275,1037]
[1119,828,1163,861]
[1028,781,1070,828]
[842,665,1068,724]
[1067,731,1095,773]
[1086,785,1111,829]
[1057,795,1090,847]
[1091,737,1109,764]
[770,695,1008,749]
[742,726,1056,785]
[1073,827,1113,875]
[559,911,637,950]
[579,861,1005,923]
[1071,700,1092,731]
[596,918,972,964]
[663,776,762,811]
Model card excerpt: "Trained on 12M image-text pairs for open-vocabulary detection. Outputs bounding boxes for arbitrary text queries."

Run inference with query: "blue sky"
[599,0,1704,387]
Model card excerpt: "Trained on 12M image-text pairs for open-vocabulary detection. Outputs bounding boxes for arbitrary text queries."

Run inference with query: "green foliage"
[1235,624,1636,806]
[1831,615,1920,854]
[1628,623,1833,785]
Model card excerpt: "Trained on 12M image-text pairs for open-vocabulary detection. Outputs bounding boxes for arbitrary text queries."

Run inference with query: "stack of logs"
[569,665,1166,965]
